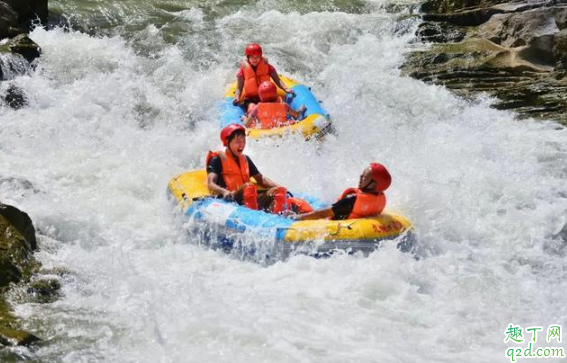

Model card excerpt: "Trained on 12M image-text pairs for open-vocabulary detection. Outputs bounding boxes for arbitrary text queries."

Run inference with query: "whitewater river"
[1,0,566,362]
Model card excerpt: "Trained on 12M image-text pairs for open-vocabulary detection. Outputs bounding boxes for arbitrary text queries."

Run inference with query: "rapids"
[1,0,566,361]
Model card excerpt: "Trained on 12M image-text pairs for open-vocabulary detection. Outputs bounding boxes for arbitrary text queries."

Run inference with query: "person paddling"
[242,81,306,129]
[292,163,391,221]
[233,43,294,112]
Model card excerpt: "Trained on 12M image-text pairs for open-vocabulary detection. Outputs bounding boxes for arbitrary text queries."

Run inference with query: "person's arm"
[207,173,232,198]
[287,104,306,119]
[294,194,356,221]
[269,70,293,94]
[242,115,255,127]
[234,76,245,104]
[293,207,334,221]
[252,173,279,189]
[241,105,258,127]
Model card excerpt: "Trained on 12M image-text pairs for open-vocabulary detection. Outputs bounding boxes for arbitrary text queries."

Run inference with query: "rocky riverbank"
[402,0,567,125]
[0,202,61,348]
[1,0,46,108]
[0,203,40,346]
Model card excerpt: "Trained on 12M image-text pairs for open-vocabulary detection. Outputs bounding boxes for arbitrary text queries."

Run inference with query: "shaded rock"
[417,21,467,42]
[403,0,567,124]
[0,250,22,288]
[0,205,42,347]
[27,277,61,303]
[2,0,32,23]
[0,1,20,40]
[557,7,567,30]
[30,0,49,23]
[420,0,510,14]
[4,84,28,109]
[555,29,567,73]
[6,34,41,62]
[3,0,48,24]
[0,326,40,346]
[0,203,37,251]
[423,6,505,26]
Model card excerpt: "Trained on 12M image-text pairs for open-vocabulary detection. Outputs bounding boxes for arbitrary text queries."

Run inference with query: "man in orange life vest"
[233,43,294,112]
[206,124,289,213]
[292,163,391,221]
[242,81,307,129]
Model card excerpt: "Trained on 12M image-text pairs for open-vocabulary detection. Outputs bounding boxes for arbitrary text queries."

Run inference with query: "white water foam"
[1,2,566,362]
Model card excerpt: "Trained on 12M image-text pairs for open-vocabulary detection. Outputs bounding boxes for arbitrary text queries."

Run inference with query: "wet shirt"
[331,194,357,220]
[206,155,260,189]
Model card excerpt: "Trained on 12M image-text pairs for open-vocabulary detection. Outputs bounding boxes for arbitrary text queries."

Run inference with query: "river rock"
[0,203,37,252]
[402,0,567,124]
[5,34,41,62]
[3,85,28,109]
[30,0,48,23]
[0,1,20,40]
[27,277,61,303]
[0,204,42,346]
[417,21,467,43]
[3,0,48,24]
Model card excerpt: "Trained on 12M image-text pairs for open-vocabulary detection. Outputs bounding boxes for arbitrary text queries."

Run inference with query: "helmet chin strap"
[361,179,376,192]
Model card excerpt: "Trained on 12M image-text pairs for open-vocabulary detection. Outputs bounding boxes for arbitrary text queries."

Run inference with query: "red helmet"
[220,124,246,147]
[258,81,278,102]
[370,163,391,192]
[244,43,263,57]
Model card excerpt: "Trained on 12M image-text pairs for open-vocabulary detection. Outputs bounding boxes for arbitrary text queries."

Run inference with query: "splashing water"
[1,0,566,361]
[0,53,33,81]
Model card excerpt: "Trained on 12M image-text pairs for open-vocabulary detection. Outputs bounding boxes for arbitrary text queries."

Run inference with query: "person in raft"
[233,43,294,112]
[206,124,312,214]
[292,163,391,221]
[242,81,307,129]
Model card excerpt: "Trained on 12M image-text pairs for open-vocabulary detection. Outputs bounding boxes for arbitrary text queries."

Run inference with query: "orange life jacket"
[288,197,313,214]
[257,102,288,129]
[206,150,250,192]
[241,58,271,100]
[337,188,386,219]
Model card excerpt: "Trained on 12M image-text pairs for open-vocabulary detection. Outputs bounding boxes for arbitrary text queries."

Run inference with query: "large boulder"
[0,207,36,288]
[30,0,48,23]
[0,1,20,40]
[477,8,559,47]
[0,203,44,347]
[0,203,37,252]
[3,0,48,24]
[475,7,560,66]
[403,0,567,124]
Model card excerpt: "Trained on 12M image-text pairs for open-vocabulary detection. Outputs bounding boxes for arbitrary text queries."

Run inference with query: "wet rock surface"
[402,0,567,124]
[0,203,47,347]
[0,0,46,105]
